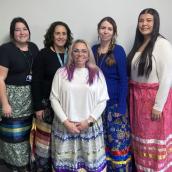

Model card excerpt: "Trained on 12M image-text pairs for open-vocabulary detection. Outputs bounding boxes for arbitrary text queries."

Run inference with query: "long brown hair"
[97,17,117,66]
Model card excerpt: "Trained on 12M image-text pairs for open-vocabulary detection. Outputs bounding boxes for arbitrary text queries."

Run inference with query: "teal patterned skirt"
[0,85,33,170]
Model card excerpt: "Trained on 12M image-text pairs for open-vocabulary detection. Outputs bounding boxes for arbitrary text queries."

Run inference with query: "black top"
[31,47,65,111]
[0,42,39,85]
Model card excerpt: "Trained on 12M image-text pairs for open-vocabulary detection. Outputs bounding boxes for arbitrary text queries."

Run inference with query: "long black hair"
[44,21,73,49]
[128,8,161,77]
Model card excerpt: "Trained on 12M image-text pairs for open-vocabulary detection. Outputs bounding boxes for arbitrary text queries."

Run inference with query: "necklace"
[96,51,107,68]
[96,45,109,68]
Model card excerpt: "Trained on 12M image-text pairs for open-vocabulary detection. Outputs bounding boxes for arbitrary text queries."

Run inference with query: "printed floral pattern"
[103,105,132,172]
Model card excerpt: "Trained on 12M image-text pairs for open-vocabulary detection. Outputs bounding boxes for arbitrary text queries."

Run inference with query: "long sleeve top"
[92,44,128,115]
[50,67,109,123]
[31,48,65,111]
[131,36,172,112]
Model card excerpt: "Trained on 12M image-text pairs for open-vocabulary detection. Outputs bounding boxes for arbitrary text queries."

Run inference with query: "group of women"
[0,7,172,172]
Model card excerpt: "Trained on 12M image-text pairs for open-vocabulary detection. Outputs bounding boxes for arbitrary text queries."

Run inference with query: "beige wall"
[0,0,171,53]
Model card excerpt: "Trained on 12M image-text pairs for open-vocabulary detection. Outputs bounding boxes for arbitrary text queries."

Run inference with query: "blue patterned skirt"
[103,104,132,172]
[51,117,106,172]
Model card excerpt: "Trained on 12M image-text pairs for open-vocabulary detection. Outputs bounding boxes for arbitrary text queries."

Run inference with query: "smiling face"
[53,25,68,49]
[98,20,114,43]
[14,22,30,44]
[72,42,89,68]
[138,13,154,38]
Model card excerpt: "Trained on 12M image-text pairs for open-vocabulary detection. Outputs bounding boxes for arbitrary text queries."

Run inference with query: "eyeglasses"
[72,49,88,54]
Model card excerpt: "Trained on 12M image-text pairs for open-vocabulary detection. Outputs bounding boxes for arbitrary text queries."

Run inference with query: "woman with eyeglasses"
[92,17,132,171]
[50,39,109,172]
[0,17,39,172]
[31,21,73,171]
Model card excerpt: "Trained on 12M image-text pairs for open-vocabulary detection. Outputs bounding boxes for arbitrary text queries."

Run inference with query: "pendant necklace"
[96,47,107,68]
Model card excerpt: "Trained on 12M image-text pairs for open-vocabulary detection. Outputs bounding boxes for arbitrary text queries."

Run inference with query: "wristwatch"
[87,118,94,127]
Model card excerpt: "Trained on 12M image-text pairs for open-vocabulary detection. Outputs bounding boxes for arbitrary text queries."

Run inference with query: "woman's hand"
[35,110,45,120]
[76,120,89,132]
[2,103,12,117]
[77,116,95,132]
[63,119,80,134]
[151,108,162,121]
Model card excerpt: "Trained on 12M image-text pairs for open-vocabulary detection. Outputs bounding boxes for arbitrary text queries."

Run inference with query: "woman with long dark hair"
[128,8,172,171]
[0,17,39,172]
[92,17,132,171]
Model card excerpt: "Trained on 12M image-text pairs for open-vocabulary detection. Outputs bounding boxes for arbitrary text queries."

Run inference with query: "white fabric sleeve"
[153,38,172,111]
[90,101,107,120]
[90,71,109,120]
[50,69,68,123]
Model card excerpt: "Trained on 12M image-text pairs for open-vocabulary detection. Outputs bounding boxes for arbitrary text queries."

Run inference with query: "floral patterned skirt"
[0,85,33,171]
[103,104,132,172]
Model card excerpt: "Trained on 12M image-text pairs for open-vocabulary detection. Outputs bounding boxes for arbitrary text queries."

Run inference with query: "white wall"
[0,0,171,53]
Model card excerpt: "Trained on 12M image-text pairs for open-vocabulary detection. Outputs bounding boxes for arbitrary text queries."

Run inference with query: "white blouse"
[50,67,109,123]
[131,37,172,111]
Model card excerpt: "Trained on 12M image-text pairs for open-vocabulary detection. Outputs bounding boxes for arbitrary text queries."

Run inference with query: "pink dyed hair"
[66,39,99,85]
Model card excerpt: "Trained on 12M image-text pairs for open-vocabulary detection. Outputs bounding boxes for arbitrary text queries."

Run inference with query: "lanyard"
[56,49,68,67]
[20,50,33,74]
